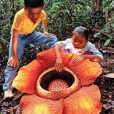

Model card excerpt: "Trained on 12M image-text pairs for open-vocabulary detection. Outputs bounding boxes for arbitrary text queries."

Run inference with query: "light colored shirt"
[57,38,103,59]
[11,8,47,34]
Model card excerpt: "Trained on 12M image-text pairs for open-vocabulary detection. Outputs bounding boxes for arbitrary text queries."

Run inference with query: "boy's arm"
[8,29,20,67]
[54,43,63,72]
[43,17,56,37]
[42,17,50,36]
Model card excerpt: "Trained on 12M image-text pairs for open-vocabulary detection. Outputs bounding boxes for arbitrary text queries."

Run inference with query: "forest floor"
[0,37,113,114]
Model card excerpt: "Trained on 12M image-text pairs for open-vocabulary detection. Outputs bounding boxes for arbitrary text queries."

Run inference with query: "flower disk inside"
[48,79,69,91]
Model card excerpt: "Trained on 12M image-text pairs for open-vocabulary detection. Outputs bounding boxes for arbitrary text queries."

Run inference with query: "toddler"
[54,26,103,72]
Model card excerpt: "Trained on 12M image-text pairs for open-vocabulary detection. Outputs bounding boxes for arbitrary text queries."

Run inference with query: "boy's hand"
[8,56,19,68]
[44,31,56,37]
[55,58,63,72]
[44,31,50,37]
[72,55,85,65]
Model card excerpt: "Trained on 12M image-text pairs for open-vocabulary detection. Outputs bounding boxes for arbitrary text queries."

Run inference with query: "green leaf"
[107,35,112,40]
[111,23,114,28]
[87,6,92,12]
[104,39,111,46]
[94,32,101,38]
[0,49,3,54]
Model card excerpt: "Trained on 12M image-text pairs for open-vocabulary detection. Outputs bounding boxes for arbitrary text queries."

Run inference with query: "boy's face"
[25,6,43,23]
[72,32,87,49]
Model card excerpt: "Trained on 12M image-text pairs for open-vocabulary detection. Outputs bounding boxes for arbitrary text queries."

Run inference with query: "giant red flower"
[12,48,102,114]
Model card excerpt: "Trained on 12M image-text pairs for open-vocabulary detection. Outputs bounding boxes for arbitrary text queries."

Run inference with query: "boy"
[3,0,57,98]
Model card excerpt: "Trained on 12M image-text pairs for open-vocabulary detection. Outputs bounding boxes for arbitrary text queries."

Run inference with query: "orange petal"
[68,54,102,86]
[63,85,102,114]
[37,48,72,69]
[12,60,43,94]
[20,94,64,114]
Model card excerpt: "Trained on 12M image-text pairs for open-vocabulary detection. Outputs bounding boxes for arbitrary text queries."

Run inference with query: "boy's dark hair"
[24,0,44,8]
[72,26,89,40]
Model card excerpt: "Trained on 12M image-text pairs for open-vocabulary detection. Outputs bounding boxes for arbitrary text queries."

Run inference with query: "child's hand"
[55,58,63,72]
[72,55,85,65]
[8,56,19,68]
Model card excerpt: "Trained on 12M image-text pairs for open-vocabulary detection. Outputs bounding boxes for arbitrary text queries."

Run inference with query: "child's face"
[26,6,43,23]
[72,32,87,49]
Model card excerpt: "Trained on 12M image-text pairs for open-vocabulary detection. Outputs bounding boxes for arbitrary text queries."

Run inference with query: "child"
[3,0,58,98]
[54,26,103,72]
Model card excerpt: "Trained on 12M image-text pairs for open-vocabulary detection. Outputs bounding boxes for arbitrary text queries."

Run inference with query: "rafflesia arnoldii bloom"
[12,48,102,114]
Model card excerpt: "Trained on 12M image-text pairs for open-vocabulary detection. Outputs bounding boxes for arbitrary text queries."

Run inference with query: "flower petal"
[64,85,102,114]
[12,60,43,94]
[68,54,102,86]
[37,48,72,69]
[20,94,64,114]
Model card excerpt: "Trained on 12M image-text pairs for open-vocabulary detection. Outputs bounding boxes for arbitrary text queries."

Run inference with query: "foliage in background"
[93,0,114,46]
[0,0,22,57]
[0,0,113,58]
[44,0,93,39]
